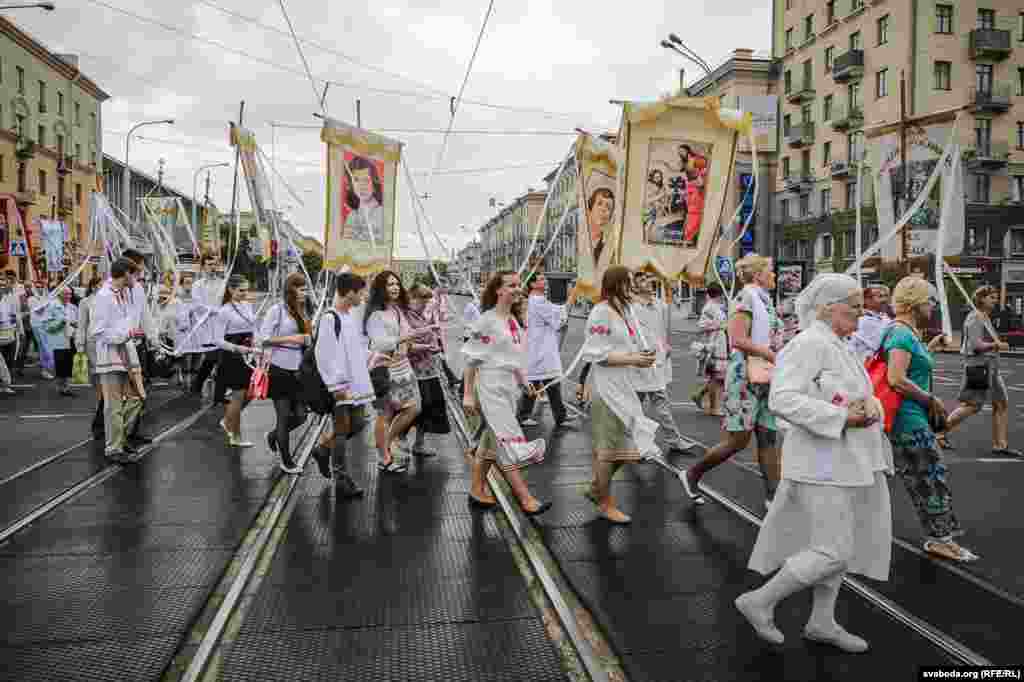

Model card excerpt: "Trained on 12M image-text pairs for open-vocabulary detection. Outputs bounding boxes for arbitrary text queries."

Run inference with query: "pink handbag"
[248,362,269,401]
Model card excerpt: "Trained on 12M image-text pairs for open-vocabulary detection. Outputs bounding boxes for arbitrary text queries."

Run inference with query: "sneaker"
[228,433,254,448]
[219,419,231,438]
[520,418,539,427]
[279,456,303,475]
[555,416,579,429]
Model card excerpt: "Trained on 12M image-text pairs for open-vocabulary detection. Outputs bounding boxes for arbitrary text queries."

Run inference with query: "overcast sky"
[14,0,770,259]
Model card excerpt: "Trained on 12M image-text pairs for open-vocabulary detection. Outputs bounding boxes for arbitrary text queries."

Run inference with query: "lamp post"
[660,34,712,94]
[0,3,56,10]
[122,118,174,218]
[192,162,229,237]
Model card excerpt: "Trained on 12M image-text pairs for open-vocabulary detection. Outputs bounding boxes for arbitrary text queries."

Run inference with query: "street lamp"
[0,3,56,10]
[192,162,230,239]
[122,118,174,218]
[660,34,712,93]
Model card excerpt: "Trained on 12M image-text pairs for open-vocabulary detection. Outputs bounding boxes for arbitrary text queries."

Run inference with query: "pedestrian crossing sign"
[9,239,27,257]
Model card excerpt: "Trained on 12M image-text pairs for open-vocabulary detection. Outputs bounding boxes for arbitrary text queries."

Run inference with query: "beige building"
[478,189,548,275]
[772,0,1024,310]
[0,16,108,281]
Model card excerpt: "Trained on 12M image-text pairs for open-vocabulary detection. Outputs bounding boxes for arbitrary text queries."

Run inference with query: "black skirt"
[218,334,253,391]
[267,363,302,401]
[415,376,451,434]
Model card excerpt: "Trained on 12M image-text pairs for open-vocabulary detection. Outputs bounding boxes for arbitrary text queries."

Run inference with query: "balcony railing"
[786,81,816,103]
[785,122,816,147]
[830,104,863,131]
[783,175,815,193]
[970,84,1012,113]
[830,160,858,177]
[15,190,37,206]
[970,29,1012,61]
[831,49,864,82]
[965,140,1011,171]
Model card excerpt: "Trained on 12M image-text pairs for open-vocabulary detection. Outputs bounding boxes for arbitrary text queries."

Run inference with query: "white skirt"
[748,472,893,582]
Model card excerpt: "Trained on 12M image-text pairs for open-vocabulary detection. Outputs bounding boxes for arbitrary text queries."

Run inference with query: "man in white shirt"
[633,272,690,455]
[120,249,160,445]
[462,285,483,342]
[190,254,226,399]
[517,273,576,428]
[848,284,892,362]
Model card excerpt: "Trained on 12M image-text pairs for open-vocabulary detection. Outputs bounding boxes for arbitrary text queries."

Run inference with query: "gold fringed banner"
[322,117,400,274]
[571,132,621,303]
[617,95,741,287]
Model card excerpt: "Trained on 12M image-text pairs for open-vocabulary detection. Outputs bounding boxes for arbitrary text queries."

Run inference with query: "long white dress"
[748,320,894,582]
[462,309,545,470]
[581,302,660,462]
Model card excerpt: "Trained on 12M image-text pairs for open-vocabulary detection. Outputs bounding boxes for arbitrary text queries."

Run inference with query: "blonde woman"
[685,254,783,507]
[938,285,1021,457]
[883,276,976,562]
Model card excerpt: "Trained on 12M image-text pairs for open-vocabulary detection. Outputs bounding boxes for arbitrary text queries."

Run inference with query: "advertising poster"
[322,117,400,275]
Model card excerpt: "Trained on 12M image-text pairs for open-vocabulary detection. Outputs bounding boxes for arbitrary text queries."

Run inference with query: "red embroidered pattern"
[831,393,847,407]
[590,325,610,336]
[498,435,527,444]
[508,318,521,345]
[472,331,493,344]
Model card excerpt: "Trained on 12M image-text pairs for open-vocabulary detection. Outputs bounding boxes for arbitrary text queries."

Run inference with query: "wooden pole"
[356,99,362,128]
[229,101,244,266]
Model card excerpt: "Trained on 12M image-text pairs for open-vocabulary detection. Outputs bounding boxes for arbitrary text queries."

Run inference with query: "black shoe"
[311,446,331,478]
[266,431,279,454]
[334,474,364,499]
[92,431,105,441]
[129,435,154,445]
[122,444,139,456]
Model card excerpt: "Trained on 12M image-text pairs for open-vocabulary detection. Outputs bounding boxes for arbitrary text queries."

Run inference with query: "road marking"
[18,413,90,419]
[976,458,1024,463]
[9,384,36,389]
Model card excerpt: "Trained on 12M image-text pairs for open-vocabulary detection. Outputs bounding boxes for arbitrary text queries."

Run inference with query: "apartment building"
[0,16,109,281]
[478,189,547,276]
[772,0,1024,315]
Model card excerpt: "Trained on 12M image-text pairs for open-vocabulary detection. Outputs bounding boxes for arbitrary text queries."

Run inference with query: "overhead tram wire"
[82,0,604,126]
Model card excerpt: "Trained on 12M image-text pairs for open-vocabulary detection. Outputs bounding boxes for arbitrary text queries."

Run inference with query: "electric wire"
[275,0,325,113]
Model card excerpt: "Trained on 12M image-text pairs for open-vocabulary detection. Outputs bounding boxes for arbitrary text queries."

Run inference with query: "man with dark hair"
[517,272,575,428]
[191,253,226,400]
[117,249,158,445]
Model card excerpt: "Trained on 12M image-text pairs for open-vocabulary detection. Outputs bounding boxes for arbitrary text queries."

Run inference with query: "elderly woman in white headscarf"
[735,274,894,654]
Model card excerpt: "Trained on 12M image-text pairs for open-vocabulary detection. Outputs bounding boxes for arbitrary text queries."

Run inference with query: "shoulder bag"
[865,324,904,434]
[962,321,991,390]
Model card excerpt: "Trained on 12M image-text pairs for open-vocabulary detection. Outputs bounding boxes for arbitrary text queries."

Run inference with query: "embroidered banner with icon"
[573,132,620,301]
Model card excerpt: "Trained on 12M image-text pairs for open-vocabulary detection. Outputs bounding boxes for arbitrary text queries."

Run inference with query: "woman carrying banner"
[937,286,1022,457]
[259,273,313,474]
[364,271,434,473]
[579,266,659,524]
[736,274,892,652]
[883,276,977,562]
[44,287,79,397]
[214,275,259,451]
[463,270,550,515]
[685,254,783,508]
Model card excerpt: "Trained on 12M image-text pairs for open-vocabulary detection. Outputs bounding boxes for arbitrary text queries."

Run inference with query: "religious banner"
[143,196,197,258]
[617,96,742,285]
[573,132,620,301]
[322,117,400,275]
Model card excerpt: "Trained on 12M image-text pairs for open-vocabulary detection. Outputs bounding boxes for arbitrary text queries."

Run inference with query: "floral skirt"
[890,428,963,542]
[722,352,776,433]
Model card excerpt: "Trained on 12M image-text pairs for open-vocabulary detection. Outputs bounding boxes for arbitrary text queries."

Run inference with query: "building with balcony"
[0,16,109,281]
[478,189,548,278]
[450,239,482,291]
[538,149,579,301]
[772,0,1024,302]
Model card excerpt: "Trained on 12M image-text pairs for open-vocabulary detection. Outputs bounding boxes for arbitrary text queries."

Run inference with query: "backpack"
[299,310,341,415]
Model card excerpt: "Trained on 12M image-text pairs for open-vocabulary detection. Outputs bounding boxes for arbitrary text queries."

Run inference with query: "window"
[967,226,989,255]
[1018,122,1024,149]
[823,94,833,121]
[89,113,96,136]
[878,15,889,45]
[1011,229,1024,253]
[848,131,864,162]
[845,230,856,257]
[823,141,832,165]
[976,118,993,152]
[16,66,24,94]
[971,173,992,203]
[846,182,857,209]
[822,233,833,258]
[804,14,814,41]
[876,68,889,98]
[74,102,81,126]
[849,81,862,110]
[936,4,953,34]
[783,114,792,136]
[57,92,63,116]
[784,70,792,94]
[1019,68,1024,96]
[782,156,791,178]
[822,188,832,214]
[850,31,861,51]
[801,103,813,123]
[37,81,45,113]
[785,28,793,50]
[37,124,45,147]
[38,170,46,195]
[935,61,952,90]
[781,199,790,222]
[75,183,82,206]
[802,59,812,88]
[799,194,810,217]
[75,143,81,162]
[825,46,835,72]
[15,114,24,139]
[978,9,995,31]
[977,63,994,95]
[56,134,63,157]
[0,156,4,183]
[801,149,811,176]
[826,0,835,24]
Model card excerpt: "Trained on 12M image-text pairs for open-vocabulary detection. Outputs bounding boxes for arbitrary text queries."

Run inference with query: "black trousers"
[0,343,15,376]
[192,349,220,393]
[517,380,567,424]
[54,348,74,380]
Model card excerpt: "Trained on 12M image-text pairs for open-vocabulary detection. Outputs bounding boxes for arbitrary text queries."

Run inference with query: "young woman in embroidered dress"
[462,271,551,515]
[215,275,258,449]
[259,273,313,474]
[685,254,783,507]
[579,266,659,524]
[406,284,451,458]
[364,271,437,473]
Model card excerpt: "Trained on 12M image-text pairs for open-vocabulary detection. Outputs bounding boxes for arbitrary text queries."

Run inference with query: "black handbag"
[964,364,990,391]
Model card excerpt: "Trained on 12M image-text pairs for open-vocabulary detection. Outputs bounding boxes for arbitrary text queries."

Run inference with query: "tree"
[302,251,323,284]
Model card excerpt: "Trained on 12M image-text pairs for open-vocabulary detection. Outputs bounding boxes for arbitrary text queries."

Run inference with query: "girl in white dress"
[580,266,660,523]
[462,271,551,515]
[735,274,893,653]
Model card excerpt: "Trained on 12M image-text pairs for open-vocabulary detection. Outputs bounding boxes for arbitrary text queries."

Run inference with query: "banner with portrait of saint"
[573,132,620,301]
[322,117,400,275]
[617,96,740,285]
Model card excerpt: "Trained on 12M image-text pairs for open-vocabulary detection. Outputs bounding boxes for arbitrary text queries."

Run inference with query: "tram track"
[0,396,213,546]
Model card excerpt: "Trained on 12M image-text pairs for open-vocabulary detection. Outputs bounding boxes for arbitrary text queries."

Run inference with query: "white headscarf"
[794,273,861,330]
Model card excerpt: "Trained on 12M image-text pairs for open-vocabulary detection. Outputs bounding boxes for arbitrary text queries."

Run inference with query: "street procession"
[1,1,1023,680]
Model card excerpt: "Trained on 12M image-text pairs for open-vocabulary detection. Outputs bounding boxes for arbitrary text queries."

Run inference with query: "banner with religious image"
[573,132,620,301]
[322,117,400,275]
[616,96,741,285]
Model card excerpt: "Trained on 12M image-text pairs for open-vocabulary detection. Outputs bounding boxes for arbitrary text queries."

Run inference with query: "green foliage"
[301,251,323,283]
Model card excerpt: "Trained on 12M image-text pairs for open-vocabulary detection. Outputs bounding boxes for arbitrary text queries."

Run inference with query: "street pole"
[192,162,230,249]
[900,70,909,273]
[356,99,362,128]
[122,119,174,221]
